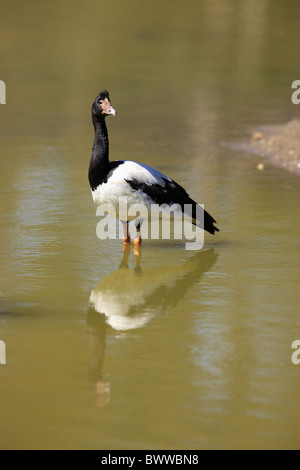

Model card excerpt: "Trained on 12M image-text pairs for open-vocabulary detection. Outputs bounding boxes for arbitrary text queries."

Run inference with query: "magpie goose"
[88,90,219,245]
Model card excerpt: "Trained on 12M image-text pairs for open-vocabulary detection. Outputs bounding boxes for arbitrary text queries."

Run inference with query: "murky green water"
[1,0,300,450]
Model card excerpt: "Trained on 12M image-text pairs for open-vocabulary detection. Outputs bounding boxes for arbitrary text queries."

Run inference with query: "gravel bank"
[231,119,300,176]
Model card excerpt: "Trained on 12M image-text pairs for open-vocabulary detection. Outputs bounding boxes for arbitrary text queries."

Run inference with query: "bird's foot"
[123,236,131,244]
[133,236,142,247]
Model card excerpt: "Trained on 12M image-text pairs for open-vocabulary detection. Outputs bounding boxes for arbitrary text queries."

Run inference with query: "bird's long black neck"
[89,116,109,189]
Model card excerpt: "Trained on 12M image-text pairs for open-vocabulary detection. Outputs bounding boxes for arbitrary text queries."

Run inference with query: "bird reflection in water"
[86,245,218,407]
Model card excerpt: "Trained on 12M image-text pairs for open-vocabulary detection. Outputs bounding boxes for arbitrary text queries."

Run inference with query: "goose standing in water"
[88,90,219,245]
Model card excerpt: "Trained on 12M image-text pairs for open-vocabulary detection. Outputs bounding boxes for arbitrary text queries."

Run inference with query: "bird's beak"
[108,105,116,116]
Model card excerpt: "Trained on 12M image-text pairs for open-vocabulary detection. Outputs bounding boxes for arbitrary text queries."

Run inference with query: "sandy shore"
[230,119,300,176]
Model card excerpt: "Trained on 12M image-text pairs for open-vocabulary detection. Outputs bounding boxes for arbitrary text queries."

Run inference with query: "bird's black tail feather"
[203,209,220,235]
[190,201,219,235]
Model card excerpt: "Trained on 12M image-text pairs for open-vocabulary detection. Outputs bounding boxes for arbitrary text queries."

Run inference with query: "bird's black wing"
[125,176,219,235]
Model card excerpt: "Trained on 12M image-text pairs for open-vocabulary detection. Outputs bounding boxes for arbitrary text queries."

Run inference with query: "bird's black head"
[91,89,116,119]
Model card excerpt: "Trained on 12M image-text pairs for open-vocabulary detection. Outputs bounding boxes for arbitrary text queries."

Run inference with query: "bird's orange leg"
[122,222,131,244]
[133,225,142,246]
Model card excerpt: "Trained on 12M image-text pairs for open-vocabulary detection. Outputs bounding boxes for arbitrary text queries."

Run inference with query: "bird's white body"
[91,161,182,222]
[91,161,171,206]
